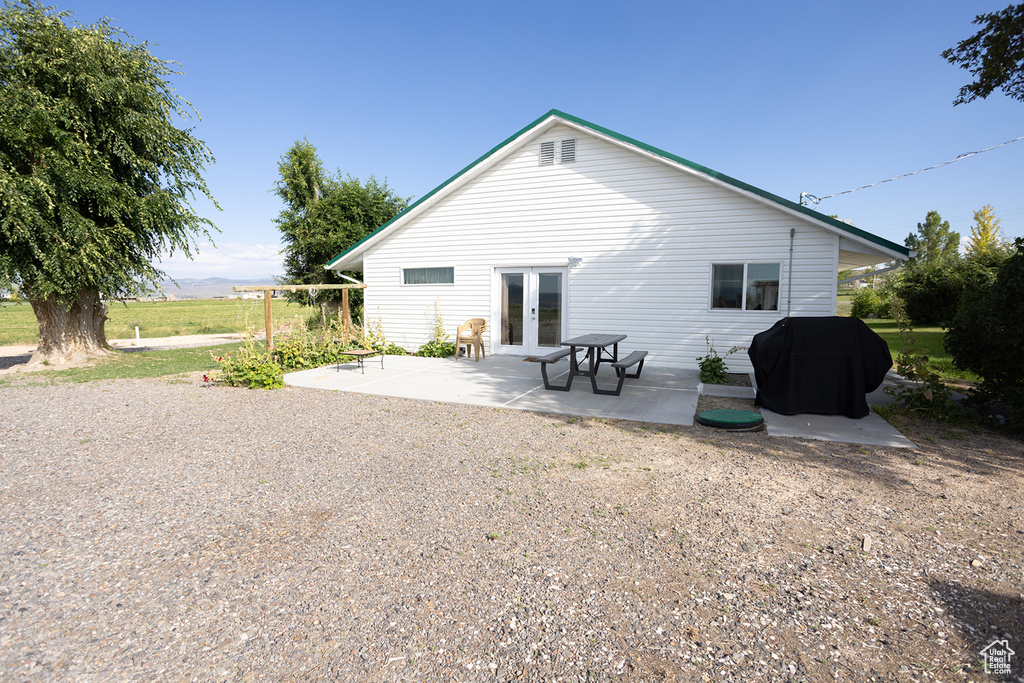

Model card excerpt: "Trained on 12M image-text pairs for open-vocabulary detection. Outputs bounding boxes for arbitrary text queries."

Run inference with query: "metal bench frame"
[591,350,648,396]
[537,348,573,391]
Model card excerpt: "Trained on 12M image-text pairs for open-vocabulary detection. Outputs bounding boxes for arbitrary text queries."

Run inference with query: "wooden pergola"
[232,283,366,346]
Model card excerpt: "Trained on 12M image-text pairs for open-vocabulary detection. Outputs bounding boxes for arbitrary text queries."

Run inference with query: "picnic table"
[537,333,647,395]
[561,333,626,378]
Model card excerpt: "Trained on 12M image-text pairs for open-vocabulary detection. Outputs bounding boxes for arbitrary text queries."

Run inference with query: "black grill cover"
[747,317,892,418]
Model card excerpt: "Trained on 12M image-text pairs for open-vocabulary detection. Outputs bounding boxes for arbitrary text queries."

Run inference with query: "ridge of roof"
[326,109,908,270]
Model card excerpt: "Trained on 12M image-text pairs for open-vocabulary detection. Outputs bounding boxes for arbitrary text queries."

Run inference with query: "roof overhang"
[326,110,910,272]
[839,236,902,269]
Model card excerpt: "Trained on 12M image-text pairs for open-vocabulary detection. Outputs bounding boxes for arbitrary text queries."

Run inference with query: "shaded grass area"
[862,319,977,382]
[0,299,312,346]
[836,294,854,317]
[1,342,247,387]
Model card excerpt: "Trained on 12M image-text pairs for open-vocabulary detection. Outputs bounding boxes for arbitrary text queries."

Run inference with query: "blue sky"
[58,0,1024,279]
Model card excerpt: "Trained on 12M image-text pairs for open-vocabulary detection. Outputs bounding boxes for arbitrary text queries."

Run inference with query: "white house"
[327,110,908,370]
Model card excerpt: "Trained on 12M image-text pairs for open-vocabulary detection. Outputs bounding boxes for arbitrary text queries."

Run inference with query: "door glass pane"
[501,273,524,346]
[537,272,562,347]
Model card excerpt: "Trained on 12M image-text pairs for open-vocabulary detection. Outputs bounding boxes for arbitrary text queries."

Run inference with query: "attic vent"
[560,138,576,163]
[539,141,555,165]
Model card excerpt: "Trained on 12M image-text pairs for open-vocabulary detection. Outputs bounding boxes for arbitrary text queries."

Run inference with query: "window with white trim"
[711,263,780,310]
[402,267,454,285]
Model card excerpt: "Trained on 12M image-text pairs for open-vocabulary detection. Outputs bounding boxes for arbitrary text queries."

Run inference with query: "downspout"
[787,228,795,315]
[335,272,364,285]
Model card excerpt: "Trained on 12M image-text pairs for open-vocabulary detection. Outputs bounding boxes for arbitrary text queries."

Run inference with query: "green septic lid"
[696,409,765,431]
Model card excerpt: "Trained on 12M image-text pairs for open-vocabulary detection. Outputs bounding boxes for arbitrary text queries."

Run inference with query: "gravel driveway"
[1,376,1022,681]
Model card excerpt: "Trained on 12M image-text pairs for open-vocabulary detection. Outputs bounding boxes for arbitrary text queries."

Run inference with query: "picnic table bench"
[537,334,647,396]
[594,349,648,396]
[537,348,573,391]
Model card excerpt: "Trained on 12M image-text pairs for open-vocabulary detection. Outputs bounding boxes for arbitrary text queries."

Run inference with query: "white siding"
[361,124,838,370]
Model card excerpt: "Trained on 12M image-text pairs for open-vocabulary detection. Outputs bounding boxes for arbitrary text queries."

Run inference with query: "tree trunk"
[28,289,112,366]
[322,299,342,317]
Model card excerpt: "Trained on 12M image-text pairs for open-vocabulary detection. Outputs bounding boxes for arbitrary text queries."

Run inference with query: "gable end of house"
[326,110,908,271]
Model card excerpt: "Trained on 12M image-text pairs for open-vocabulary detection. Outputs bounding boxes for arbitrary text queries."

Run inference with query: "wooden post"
[264,290,273,347]
[342,289,350,330]
[230,284,366,346]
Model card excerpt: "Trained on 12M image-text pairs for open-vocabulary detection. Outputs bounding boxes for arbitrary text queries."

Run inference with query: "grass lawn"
[861,318,977,382]
[0,342,250,387]
[0,299,313,346]
[836,294,854,317]
[836,294,975,383]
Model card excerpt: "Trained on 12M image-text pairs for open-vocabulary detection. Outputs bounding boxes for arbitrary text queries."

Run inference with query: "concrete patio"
[284,354,915,448]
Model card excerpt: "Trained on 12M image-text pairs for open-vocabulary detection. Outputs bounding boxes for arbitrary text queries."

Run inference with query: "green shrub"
[304,311,328,331]
[415,299,454,357]
[213,325,363,389]
[270,328,355,370]
[361,313,389,351]
[416,340,455,358]
[878,298,964,423]
[696,336,741,384]
[212,312,410,389]
[889,258,997,327]
[850,288,890,318]
[213,342,284,390]
[945,238,1024,430]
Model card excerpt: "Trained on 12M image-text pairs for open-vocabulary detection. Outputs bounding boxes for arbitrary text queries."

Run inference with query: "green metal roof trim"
[326,109,908,269]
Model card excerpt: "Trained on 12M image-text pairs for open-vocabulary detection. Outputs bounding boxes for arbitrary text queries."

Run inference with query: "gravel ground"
[1,375,1022,682]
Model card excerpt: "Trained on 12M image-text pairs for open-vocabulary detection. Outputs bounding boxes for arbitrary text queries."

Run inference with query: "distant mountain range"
[153,277,279,299]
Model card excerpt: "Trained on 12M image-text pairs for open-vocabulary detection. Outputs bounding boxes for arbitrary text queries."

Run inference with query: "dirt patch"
[722,372,752,387]
[700,372,752,387]
[697,394,760,413]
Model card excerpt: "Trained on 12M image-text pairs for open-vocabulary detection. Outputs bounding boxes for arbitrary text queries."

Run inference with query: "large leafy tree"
[0,1,216,365]
[892,211,968,325]
[273,139,408,316]
[905,210,960,265]
[942,3,1024,105]
[946,238,1024,429]
[966,204,1010,266]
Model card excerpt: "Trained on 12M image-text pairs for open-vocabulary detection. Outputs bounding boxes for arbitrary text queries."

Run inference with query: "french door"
[493,267,567,356]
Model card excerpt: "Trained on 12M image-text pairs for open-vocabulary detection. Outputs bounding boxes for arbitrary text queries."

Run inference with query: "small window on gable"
[711,263,780,311]
[560,138,576,163]
[539,141,555,165]
[403,267,454,285]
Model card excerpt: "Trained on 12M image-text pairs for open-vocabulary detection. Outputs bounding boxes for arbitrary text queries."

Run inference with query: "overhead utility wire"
[800,134,1024,206]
